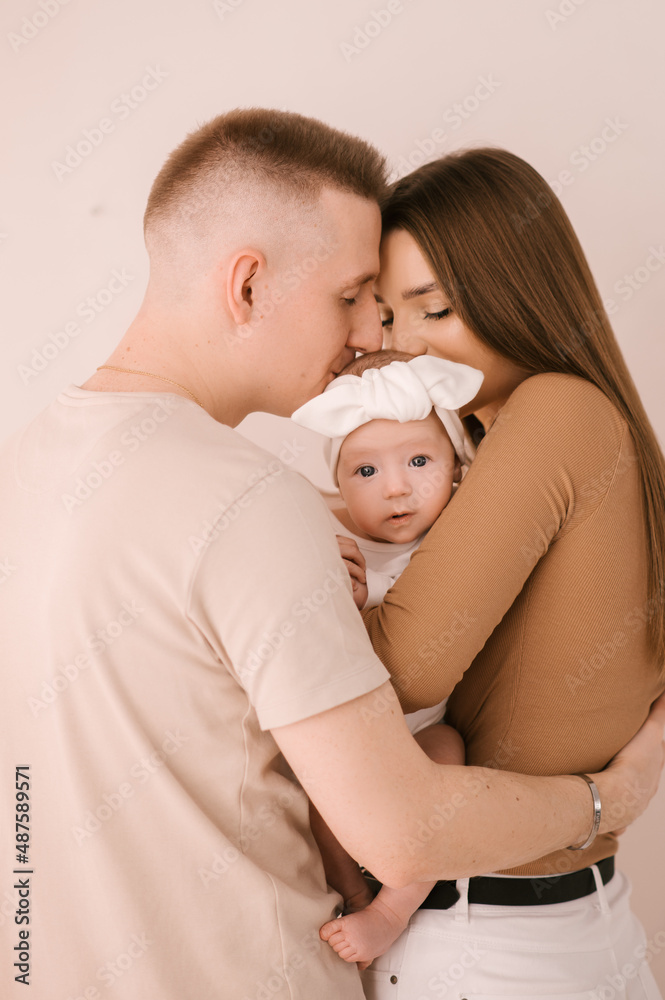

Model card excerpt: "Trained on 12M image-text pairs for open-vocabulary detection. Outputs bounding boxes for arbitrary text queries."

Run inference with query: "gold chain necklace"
[96,365,204,408]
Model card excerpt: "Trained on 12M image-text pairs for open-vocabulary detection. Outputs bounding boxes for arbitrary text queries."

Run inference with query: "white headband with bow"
[291,356,484,486]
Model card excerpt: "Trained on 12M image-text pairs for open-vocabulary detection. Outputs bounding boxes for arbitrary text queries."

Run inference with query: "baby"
[291,349,484,969]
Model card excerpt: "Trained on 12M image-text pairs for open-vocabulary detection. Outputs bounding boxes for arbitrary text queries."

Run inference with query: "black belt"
[362,856,614,908]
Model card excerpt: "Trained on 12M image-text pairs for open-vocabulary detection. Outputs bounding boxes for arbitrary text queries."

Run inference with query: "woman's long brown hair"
[382,147,665,666]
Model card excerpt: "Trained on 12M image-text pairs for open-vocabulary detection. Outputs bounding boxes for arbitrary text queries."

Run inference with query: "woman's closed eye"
[380,307,451,327]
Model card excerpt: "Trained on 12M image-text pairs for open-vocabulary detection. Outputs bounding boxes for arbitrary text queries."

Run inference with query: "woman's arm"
[361,373,628,712]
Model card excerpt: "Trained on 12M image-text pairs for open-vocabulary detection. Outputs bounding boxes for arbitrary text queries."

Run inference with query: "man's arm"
[272,682,665,887]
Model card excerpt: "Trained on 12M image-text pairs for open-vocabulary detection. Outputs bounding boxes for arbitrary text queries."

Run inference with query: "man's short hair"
[144,108,388,247]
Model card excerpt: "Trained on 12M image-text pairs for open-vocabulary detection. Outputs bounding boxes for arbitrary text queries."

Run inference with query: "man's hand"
[336,535,367,608]
[271,684,665,884]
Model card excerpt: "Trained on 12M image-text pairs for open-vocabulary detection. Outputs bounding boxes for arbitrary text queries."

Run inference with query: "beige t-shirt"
[1,385,389,999]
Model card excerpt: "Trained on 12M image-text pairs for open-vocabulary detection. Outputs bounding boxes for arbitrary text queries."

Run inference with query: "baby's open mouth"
[391,512,412,520]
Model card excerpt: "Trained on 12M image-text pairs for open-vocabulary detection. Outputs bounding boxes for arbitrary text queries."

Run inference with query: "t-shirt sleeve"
[187,466,390,730]
[361,373,627,713]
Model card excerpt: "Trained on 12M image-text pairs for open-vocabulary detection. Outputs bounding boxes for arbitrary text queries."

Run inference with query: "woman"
[359,148,665,997]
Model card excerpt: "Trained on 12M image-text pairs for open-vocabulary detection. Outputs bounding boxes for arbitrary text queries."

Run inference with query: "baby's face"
[336,412,459,543]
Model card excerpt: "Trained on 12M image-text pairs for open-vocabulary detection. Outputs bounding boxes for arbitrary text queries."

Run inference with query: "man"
[2,108,662,999]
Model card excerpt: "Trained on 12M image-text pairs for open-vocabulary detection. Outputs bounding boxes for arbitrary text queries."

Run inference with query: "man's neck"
[80,314,251,427]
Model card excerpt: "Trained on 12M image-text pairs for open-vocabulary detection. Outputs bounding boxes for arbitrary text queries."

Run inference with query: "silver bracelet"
[567,773,602,851]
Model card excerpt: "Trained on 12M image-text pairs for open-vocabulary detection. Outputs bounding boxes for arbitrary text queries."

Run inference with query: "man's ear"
[453,454,463,484]
[226,251,265,326]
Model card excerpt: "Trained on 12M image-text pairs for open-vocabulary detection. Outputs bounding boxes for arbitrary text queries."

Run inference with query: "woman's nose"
[390,322,426,356]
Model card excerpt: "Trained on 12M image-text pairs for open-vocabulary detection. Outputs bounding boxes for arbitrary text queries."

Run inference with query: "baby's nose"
[385,476,412,498]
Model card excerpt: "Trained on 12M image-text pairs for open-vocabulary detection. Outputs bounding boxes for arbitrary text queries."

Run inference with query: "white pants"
[360,867,663,1000]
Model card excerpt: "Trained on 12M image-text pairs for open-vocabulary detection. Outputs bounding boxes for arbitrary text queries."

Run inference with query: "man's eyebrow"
[343,272,378,288]
[402,281,439,301]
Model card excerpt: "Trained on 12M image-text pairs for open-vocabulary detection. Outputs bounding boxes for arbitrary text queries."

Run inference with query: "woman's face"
[374,229,528,421]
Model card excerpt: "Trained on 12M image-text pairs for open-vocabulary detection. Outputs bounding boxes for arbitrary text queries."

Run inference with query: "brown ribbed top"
[362,372,664,875]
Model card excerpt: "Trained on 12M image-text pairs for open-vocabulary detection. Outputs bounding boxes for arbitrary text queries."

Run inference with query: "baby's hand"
[351,580,368,610]
[336,536,367,609]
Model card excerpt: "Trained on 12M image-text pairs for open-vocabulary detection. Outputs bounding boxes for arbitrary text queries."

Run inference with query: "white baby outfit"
[325,502,447,736]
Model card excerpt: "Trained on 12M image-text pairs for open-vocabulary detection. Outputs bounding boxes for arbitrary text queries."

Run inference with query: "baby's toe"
[319,919,341,942]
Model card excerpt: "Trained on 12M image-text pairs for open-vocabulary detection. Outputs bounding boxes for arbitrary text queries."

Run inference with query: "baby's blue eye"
[357,465,376,478]
[410,455,428,468]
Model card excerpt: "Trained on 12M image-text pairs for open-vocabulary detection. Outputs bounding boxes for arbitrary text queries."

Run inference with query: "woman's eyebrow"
[402,281,439,301]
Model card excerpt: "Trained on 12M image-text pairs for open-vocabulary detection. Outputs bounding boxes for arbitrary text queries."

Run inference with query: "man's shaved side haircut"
[143,108,388,256]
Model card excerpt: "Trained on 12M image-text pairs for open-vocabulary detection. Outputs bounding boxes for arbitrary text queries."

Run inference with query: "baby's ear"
[453,454,463,483]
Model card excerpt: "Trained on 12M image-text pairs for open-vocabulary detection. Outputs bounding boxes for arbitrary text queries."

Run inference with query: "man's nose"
[347,296,383,355]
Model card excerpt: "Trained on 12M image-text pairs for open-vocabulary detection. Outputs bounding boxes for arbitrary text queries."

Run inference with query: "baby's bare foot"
[320,897,407,971]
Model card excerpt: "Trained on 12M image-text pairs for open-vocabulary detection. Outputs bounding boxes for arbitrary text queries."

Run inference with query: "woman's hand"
[593,691,665,836]
[336,535,368,608]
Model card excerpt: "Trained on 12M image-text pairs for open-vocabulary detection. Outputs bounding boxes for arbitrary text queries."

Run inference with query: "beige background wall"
[3,0,664,986]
